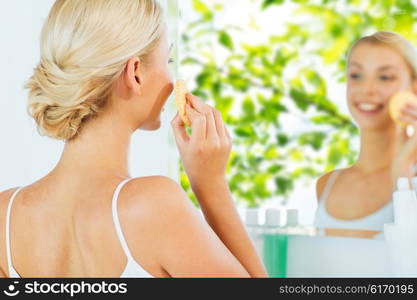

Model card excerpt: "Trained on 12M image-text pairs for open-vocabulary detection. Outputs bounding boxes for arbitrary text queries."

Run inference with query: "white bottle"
[384,178,417,276]
[265,208,281,229]
[284,208,314,235]
[264,208,291,236]
[393,178,417,227]
[285,209,299,227]
[284,208,301,235]
[245,208,264,257]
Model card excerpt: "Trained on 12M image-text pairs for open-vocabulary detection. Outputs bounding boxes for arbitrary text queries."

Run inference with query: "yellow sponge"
[389,91,417,126]
[174,79,191,126]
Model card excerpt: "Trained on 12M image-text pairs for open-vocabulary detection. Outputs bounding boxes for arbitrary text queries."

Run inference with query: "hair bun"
[25,60,105,140]
[28,97,100,140]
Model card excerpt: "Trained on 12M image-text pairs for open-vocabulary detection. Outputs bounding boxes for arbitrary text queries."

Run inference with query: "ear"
[124,57,144,95]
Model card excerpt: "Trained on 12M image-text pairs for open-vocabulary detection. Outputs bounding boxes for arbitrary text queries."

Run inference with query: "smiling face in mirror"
[347,43,416,130]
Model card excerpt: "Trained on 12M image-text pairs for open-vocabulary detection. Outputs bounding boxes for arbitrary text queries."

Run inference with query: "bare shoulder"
[0,187,20,205]
[126,176,185,198]
[316,169,344,202]
[118,176,248,277]
[117,175,195,237]
[121,176,189,212]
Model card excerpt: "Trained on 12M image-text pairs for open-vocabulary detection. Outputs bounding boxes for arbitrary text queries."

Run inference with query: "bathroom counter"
[262,227,393,277]
[286,231,392,277]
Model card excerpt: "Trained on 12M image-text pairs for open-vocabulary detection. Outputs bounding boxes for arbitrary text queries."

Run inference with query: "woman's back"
[0,175,172,277]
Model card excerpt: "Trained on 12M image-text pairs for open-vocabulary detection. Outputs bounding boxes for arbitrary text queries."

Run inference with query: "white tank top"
[5,178,153,278]
[314,170,394,231]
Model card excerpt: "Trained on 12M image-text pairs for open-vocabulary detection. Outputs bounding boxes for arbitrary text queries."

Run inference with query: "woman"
[315,31,417,235]
[0,0,267,278]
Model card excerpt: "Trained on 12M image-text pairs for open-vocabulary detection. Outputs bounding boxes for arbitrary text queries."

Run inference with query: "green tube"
[263,231,288,278]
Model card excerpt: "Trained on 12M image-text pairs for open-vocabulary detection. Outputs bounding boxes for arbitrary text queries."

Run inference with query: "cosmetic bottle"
[262,208,288,278]
[384,178,417,276]
[244,208,264,258]
[392,178,417,227]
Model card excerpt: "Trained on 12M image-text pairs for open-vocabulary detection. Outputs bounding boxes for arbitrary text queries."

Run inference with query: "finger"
[171,113,189,146]
[397,116,417,138]
[405,103,417,111]
[398,115,417,125]
[401,105,417,119]
[185,104,206,141]
[186,93,211,114]
[212,108,226,138]
[206,109,219,142]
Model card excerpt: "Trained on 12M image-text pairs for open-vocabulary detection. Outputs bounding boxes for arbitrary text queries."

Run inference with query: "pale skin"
[0,29,267,278]
[316,43,417,237]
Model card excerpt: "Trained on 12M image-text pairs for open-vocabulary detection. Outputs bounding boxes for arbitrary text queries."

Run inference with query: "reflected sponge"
[389,91,417,126]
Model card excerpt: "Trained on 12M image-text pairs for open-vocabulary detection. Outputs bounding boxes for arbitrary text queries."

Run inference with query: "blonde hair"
[25,0,164,140]
[348,31,417,79]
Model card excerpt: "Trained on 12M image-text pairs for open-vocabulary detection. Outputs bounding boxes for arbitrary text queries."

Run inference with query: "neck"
[53,112,134,181]
[354,126,396,174]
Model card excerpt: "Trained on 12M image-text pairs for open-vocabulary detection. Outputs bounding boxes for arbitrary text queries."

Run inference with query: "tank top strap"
[319,170,341,204]
[111,178,135,261]
[6,187,24,277]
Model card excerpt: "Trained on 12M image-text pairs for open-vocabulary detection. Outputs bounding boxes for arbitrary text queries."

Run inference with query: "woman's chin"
[357,120,393,131]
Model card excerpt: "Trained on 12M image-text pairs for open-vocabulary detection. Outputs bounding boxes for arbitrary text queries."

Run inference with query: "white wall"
[0,0,179,191]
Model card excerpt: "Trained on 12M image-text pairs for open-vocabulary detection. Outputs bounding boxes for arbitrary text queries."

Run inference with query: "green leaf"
[289,88,310,111]
[242,97,256,119]
[298,131,327,150]
[262,0,285,10]
[277,133,290,146]
[196,72,210,86]
[268,165,284,173]
[275,177,293,195]
[193,0,213,20]
[218,30,234,50]
[264,146,279,159]
[234,126,255,138]
[328,146,343,166]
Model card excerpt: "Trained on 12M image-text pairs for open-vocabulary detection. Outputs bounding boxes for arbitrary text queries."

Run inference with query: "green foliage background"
[179,0,417,208]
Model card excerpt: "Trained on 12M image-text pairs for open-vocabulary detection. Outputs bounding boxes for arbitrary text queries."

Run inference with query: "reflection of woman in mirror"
[315,32,417,236]
[0,0,266,278]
